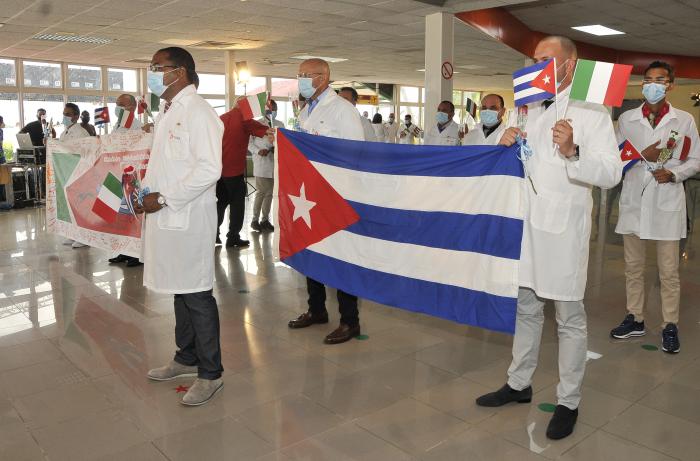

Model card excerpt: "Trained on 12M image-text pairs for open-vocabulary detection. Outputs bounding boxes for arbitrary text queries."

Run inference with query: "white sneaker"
[71,241,87,248]
[180,378,223,406]
[63,239,74,245]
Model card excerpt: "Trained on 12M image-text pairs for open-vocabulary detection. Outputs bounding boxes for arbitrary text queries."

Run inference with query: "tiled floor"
[0,188,699,460]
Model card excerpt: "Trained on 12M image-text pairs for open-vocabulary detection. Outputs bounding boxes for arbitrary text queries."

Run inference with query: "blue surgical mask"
[642,83,667,104]
[267,110,277,119]
[147,68,178,97]
[63,115,73,127]
[298,77,316,99]
[480,109,500,128]
[436,111,449,125]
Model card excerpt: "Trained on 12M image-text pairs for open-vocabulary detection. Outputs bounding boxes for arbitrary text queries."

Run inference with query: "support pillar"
[424,12,454,130]
[224,50,236,111]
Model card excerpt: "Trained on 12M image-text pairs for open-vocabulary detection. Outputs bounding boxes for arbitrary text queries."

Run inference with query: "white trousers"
[507,287,587,409]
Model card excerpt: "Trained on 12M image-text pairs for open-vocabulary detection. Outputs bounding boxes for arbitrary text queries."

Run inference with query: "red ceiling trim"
[455,7,700,79]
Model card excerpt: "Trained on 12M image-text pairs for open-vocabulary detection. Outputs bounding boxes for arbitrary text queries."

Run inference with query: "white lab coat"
[462,122,506,146]
[615,103,700,240]
[361,116,376,142]
[398,122,421,145]
[384,121,399,143]
[114,117,143,132]
[372,124,385,142]
[299,89,365,141]
[423,120,461,146]
[141,85,224,294]
[518,86,621,301]
[250,116,284,179]
[60,123,89,141]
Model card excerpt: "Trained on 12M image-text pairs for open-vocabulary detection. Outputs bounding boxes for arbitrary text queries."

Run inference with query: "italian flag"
[238,92,268,120]
[570,60,633,107]
[92,172,124,223]
[116,109,135,129]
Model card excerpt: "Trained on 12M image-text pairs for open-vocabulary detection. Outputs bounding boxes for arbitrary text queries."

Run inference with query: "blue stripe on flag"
[512,60,548,79]
[280,129,523,178]
[286,249,517,334]
[515,92,553,106]
[345,201,523,260]
[514,81,540,94]
[622,158,640,174]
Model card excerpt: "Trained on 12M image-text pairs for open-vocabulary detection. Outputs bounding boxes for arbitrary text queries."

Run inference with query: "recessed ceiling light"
[32,33,112,44]
[290,55,348,63]
[457,64,486,70]
[416,68,460,74]
[571,25,625,36]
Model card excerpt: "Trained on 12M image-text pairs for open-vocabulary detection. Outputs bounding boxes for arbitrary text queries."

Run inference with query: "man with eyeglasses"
[611,61,700,354]
[287,58,366,345]
[137,47,225,406]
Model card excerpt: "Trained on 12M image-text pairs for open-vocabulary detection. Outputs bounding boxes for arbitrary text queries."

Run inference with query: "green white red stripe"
[116,109,135,129]
[570,60,632,107]
[238,92,268,120]
[92,172,124,223]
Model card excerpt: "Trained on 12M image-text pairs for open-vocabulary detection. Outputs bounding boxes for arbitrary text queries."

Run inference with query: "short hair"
[405,114,412,119]
[81,110,89,116]
[192,71,199,88]
[65,103,80,116]
[37,108,46,114]
[158,46,196,83]
[543,35,578,59]
[645,61,675,82]
[339,86,358,102]
[268,99,277,109]
[484,93,505,108]
[372,113,383,124]
[440,100,455,112]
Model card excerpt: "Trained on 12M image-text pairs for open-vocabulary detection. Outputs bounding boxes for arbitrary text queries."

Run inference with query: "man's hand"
[499,127,525,147]
[652,168,674,184]
[258,149,269,157]
[552,119,576,157]
[458,128,466,139]
[266,128,275,143]
[141,192,163,214]
[642,140,663,162]
[142,123,154,133]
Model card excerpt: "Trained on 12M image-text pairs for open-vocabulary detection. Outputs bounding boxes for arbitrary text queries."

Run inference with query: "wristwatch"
[157,194,167,207]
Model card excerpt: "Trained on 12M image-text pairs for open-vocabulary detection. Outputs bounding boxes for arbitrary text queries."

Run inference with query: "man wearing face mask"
[475,36,621,440]
[462,94,507,146]
[423,101,460,146]
[338,87,376,142]
[20,109,55,146]
[80,111,97,137]
[288,58,366,345]
[398,114,421,145]
[383,113,399,143]
[249,99,284,233]
[611,61,700,354]
[138,47,225,406]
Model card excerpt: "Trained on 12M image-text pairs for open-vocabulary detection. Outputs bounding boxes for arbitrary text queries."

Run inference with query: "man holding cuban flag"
[476,36,621,440]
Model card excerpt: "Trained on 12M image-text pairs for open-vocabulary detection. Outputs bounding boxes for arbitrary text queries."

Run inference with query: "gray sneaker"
[181,378,223,406]
[147,361,198,381]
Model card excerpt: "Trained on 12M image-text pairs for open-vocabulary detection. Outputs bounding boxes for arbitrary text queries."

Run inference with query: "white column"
[224,50,236,111]
[424,12,454,131]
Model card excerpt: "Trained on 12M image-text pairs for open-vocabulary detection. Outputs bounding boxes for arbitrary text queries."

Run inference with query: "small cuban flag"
[619,140,642,174]
[92,172,124,223]
[513,59,556,106]
[94,107,109,125]
[238,92,268,121]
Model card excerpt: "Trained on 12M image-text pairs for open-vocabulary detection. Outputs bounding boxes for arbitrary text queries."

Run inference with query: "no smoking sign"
[441,61,454,80]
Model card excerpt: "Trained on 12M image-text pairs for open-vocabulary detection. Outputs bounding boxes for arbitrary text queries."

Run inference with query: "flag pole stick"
[553,58,559,122]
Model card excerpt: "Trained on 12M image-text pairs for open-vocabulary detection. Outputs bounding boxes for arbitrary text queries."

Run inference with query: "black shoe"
[108,254,128,264]
[546,405,578,440]
[662,323,680,353]
[324,324,361,344]
[215,236,222,246]
[475,384,532,407]
[226,239,250,248]
[125,257,143,267]
[288,311,329,329]
[250,221,261,232]
[610,313,645,339]
[260,220,275,232]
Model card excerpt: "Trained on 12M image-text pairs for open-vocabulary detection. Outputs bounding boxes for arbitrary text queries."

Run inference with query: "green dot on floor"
[538,403,557,413]
[355,334,369,340]
[237,289,250,293]
[642,344,659,351]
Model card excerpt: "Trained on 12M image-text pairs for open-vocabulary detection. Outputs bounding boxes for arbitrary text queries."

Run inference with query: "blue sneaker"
[662,323,680,354]
[610,314,645,339]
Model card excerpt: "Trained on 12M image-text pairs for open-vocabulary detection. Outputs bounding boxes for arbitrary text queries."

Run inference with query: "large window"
[22,93,64,137]
[205,99,226,116]
[0,92,20,152]
[400,86,420,104]
[67,65,101,91]
[235,76,266,96]
[107,68,138,92]
[271,78,297,98]
[23,61,61,89]
[198,74,225,95]
[0,59,17,87]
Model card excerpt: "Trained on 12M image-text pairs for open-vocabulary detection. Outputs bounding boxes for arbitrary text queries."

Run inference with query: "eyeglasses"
[296,72,322,79]
[148,64,178,72]
[642,78,670,84]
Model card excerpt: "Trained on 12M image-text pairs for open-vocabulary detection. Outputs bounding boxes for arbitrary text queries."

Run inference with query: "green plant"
[1,141,12,161]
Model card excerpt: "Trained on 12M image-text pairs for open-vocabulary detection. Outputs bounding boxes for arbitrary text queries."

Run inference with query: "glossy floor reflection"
[0,190,699,460]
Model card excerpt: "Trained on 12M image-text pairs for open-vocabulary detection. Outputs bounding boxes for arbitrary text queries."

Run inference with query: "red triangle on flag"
[531,60,556,95]
[619,140,641,161]
[277,131,360,260]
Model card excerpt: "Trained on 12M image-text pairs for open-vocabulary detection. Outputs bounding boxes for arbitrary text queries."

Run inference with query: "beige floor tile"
[559,430,675,461]
[420,427,546,461]
[353,357,457,397]
[0,395,22,426]
[413,377,503,424]
[413,337,511,375]
[603,404,700,461]
[533,384,633,428]
[0,421,45,461]
[0,358,88,398]
[316,338,403,372]
[461,358,559,391]
[639,381,700,425]
[94,442,169,461]
[154,416,275,461]
[356,398,469,455]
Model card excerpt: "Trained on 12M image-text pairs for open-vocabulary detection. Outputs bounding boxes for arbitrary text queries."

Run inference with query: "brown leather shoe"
[324,324,361,344]
[288,311,329,329]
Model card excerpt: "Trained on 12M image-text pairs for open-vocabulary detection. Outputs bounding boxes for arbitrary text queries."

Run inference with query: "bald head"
[534,35,578,91]
[298,58,331,100]
[116,94,137,112]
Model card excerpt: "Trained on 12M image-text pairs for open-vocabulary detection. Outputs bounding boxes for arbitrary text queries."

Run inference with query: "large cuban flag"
[274,129,524,334]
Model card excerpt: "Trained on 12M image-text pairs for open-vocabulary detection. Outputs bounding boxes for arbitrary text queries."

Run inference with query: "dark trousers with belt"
[173,290,223,380]
[307,277,359,327]
[216,175,246,242]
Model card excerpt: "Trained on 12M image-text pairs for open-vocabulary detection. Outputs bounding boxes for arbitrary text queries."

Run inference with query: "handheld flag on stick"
[513,59,556,107]
[570,60,632,107]
[238,92,268,120]
[619,140,642,174]
[115,108,135,129]
[94,107,109,125]
[465,98,477,118]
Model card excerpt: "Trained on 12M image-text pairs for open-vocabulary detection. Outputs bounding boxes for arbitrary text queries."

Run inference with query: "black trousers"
[216,175,246,242]
[173,290,223,380]
[307,277,359,327]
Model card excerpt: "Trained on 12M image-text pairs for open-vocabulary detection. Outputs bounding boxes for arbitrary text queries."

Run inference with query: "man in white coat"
[338,87,376,142]
[138,47,225,406]
[287,58,367,345]
[476,36,622,440]
[610,61,700,353]
[423,101,461,146]
[384,112,399,143]
[250,99,285,232]
[462,94,507,146]
[398,114,421,145]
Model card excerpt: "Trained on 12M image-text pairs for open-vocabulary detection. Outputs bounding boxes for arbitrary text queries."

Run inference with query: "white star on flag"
[288,183,316,228]
[625,150,633,158]
[542,75,551,85]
